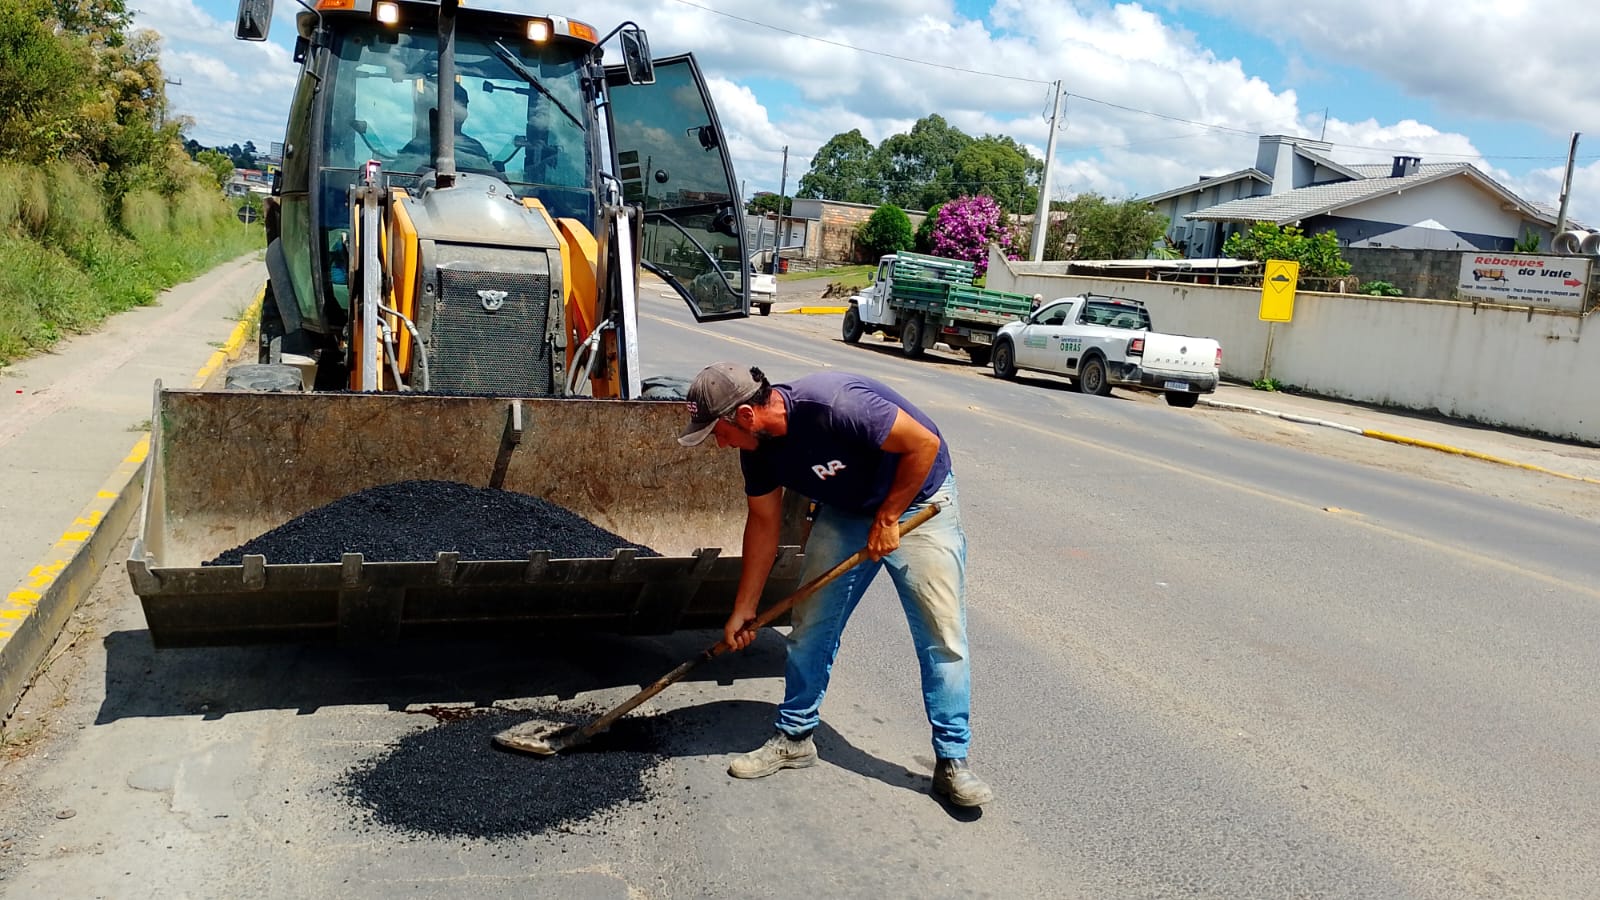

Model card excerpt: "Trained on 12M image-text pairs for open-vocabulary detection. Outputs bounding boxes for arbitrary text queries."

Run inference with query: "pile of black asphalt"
[205,479,660,565]
[340,706,667,840]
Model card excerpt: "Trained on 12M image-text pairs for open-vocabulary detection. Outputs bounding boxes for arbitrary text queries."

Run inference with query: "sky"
[136,0,1600,226]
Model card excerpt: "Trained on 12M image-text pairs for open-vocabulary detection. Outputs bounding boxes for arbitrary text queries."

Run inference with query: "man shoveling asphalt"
[678,363,992,808]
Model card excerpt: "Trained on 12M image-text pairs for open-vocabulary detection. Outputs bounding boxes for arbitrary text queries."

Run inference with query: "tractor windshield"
[324,22,594,220]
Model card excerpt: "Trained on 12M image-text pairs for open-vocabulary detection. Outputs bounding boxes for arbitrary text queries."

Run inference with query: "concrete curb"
[1199,397,1600,486]
[779,306,848,315]
[0,288,262,719]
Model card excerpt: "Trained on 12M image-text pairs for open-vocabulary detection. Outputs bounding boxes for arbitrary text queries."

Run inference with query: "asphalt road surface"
[1,285,1596,899]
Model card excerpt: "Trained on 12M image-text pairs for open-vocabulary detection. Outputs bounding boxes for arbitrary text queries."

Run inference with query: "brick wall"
[1342,247,1469,300]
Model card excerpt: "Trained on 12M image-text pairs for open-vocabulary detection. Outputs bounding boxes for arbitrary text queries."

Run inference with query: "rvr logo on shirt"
[811,460,847,480]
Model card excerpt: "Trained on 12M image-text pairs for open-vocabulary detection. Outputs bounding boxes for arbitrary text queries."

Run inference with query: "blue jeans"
[776,473,971,759]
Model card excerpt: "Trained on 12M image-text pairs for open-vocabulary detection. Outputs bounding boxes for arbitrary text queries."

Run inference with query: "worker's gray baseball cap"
[678,362,763,447]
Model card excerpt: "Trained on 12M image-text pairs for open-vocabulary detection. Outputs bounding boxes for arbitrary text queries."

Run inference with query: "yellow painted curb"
[1361,429,1600,486]
[0,288,264,718]
[780,306,848,315]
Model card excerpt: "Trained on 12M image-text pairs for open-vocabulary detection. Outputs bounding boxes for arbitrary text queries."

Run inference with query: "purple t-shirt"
[740,372,952,515]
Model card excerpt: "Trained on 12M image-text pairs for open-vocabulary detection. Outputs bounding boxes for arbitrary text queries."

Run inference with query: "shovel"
[493,502,941,756]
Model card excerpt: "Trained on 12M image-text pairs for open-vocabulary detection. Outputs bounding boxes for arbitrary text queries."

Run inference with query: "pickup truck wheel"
[842,305,864,343]
[757,302,772,316]
[1165,390,1199,408]
[901,315,926,359]
[967,346,992,366]
[991,339,1018,380]
[1079,354,1112,396]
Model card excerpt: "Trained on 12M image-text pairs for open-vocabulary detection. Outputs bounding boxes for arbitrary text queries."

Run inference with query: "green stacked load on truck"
[843,252,1035,365]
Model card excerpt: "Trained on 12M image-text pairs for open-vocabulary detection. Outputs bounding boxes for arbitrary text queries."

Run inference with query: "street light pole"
[1030,80,1064,262]
[773,145,789,275]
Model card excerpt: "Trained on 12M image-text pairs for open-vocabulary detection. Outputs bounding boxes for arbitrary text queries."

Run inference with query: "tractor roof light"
[374,1,399,25]
[527,18,551,41]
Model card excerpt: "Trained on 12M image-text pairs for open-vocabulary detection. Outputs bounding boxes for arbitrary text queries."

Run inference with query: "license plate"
[1164,380,1190,391]
[971,332,992,345]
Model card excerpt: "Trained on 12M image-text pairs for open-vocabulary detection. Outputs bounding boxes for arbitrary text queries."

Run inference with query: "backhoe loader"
[128,0,807,647]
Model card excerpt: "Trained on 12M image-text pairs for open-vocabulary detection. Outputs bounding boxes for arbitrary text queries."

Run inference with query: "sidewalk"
[0,255,263,713]
[1203,383,1600,484]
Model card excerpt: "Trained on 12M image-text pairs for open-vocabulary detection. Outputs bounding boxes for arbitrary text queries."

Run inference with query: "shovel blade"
[493,720,584,756]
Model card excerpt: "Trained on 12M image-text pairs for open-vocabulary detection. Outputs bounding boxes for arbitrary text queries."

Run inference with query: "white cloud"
[134,0,1598,223]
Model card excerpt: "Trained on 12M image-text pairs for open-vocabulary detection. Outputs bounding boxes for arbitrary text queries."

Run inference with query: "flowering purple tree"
[930,194,1016,275]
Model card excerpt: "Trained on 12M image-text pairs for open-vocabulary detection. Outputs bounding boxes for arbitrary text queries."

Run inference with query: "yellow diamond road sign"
[1260,259,1299,322]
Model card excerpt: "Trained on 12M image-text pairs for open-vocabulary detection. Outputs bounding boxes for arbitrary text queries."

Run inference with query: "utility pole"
[773,145,789,274]
[157,77,182,129]
[1555,132,1581,236]
[1030,80,1064,262]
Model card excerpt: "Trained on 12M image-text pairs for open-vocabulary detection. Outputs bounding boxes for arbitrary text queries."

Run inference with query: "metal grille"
[429,265,554,395]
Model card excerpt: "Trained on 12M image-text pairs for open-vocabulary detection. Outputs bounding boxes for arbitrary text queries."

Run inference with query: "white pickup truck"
[991,295,1221,407]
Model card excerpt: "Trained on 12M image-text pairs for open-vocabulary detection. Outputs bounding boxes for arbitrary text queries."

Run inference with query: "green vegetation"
[1223,223,1352,279]
[1358,280,1404,296]
[778,264,873,289]
[797,116,1043,214]
[1513,229,1541,253]
[0,0,262,365]
[1043,193,1169,260]
[856,204,914,259]
[1252,377,1284,392]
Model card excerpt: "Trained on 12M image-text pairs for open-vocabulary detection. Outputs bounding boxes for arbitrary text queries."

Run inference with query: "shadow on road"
[94,627,788,724]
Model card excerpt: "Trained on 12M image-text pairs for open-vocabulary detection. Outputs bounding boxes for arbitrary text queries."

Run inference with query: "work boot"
[932,758,994,807]
[727,731,818,779]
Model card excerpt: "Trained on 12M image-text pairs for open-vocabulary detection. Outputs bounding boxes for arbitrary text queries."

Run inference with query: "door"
[606,55,749,321]
[860,258,895,325]
[1015,300,1074,371]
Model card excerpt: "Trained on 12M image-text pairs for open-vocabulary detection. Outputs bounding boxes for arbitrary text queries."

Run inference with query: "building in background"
[1141,135,1558,257]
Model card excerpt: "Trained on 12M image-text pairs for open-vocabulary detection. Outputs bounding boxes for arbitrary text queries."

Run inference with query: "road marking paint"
[1201,397,1600,485]
[0,286,261,715]
[780,306,848,315]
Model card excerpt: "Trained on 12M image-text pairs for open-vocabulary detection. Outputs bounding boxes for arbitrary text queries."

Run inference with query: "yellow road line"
[0,289,263,713]
[1362,429,1600,486]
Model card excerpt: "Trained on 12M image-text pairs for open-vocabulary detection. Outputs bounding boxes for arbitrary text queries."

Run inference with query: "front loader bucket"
[127,387,808,648]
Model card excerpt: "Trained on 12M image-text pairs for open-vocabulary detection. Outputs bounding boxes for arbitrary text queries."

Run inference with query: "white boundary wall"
[987,248,1599,444]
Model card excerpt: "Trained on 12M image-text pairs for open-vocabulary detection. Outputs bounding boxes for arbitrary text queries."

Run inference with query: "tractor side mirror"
[619,28,654,85]
[235,0,273,41]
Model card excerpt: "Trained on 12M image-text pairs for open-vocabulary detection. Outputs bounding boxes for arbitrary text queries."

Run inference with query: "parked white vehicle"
[992,295,1221,407]
[750,269,777,316]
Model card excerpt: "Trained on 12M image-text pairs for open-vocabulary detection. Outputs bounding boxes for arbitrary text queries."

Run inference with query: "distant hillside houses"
[1140,135,1558,257]
[225,169,272,199]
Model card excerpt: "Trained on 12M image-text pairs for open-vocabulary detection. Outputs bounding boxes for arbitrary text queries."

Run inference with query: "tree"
[0,0,97,163]
[796,129,879,204]
[914,202,942,253]
[1222,222,1351,278]
[872,114,972,211]
[1044,194,1169,260]
[931,195,1015,275]
[950,136,1040,215]
[196,148,233,190]
[856,204,913,259]
[745,192,791,216]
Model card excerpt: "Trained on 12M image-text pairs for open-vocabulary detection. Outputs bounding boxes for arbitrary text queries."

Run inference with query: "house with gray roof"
[1140,135,1558,258]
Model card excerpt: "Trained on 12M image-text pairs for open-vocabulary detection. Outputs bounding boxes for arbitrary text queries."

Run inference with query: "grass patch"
[0,164,262,366]
[779,264,874,289]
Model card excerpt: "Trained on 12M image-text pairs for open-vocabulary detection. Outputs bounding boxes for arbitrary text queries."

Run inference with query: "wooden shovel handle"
[715,501,943,654]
